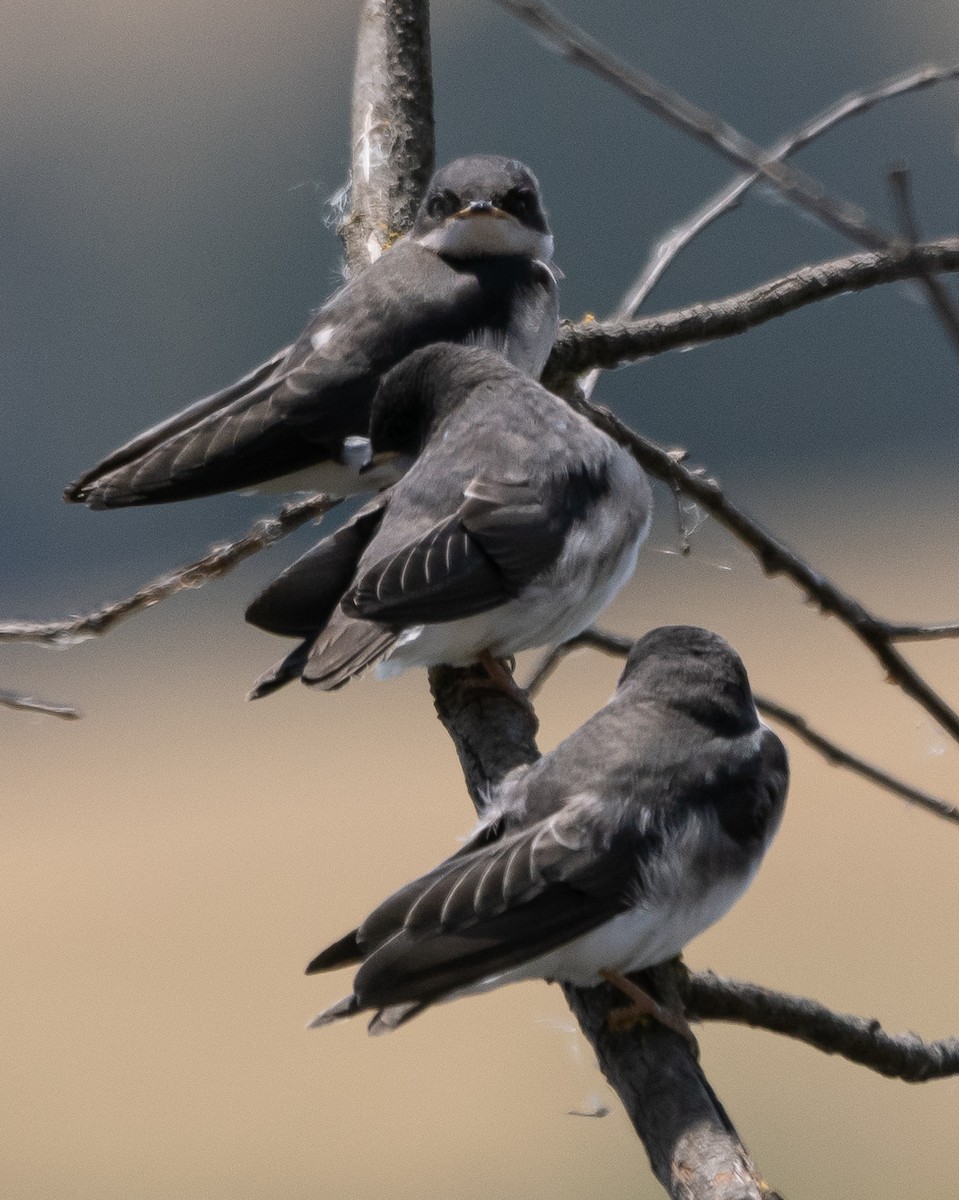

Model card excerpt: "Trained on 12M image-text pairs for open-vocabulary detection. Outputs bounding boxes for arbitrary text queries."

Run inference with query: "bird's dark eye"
[502,187,535,218]
[426,190,458,220]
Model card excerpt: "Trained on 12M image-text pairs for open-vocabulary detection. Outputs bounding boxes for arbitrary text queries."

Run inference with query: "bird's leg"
[467,650,537,717]
[601,969,700,1057]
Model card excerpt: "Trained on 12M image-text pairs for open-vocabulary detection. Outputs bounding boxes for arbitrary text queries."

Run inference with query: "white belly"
[376,491,651,676]
[243,455,400,498]
[478,868,756,993]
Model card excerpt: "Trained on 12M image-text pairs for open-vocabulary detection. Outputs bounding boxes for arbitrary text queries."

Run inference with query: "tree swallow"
[305,625,788,1035]
[64,156,559,508]
[244,343,652,697]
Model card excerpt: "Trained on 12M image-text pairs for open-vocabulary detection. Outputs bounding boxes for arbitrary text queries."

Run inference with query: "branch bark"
[680,969,959,1083]
[543,238,959,388]
[340,0,435,266]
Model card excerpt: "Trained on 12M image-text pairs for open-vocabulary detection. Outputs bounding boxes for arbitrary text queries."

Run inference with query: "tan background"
[4,479,958,1199]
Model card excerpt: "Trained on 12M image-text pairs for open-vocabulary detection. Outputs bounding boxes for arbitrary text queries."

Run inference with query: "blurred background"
[2,1,958,1196]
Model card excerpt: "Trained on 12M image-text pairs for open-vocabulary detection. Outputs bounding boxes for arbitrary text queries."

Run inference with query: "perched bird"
[305,625,788,1035]
[245,343,652,697]
[65,155,559,508]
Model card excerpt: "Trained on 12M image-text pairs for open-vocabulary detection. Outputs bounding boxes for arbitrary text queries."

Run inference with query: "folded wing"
[308,795,638,1024]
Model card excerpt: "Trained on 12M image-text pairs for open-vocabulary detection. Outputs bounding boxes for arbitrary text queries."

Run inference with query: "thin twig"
[543,238,959,388]
[0,493,339,646]
[753,696,959,824]
[881,620,959,641]
[493,0,898,254]
[569,405,959,745]
[620,64,959,320]
[0,688,81,720]
[888,164,959,355]
[525,629,959,825]
[681,968,959,1083]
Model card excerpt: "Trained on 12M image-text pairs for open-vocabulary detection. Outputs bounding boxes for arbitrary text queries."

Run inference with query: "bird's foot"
[471,651,536,718]
[601,969,699,1058]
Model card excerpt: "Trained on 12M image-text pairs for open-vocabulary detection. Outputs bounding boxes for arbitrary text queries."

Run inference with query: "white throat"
[416,214,553,261]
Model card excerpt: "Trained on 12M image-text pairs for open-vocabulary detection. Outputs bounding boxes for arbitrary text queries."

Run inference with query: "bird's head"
[620,626,759,735]
[411,155,553,262]
[365,344,514,475]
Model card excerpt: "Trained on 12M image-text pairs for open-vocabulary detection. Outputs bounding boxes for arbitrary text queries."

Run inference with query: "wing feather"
[346,467,607,626]
[335,797,638,1009]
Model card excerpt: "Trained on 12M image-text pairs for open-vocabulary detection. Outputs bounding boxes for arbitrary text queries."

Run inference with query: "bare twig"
[579,62,959,396]
[881,620,959,641]
[681,968,959,1083]
[0,688,80,720]
[493,0,898,254]
[543,238,959,388]
[526,629,959,825]
[888,164,959,354]
[753,696,959,825]
[618,63,959,321]
[549,399,959,745]
[0,493,339,647]
[341,0,435,265]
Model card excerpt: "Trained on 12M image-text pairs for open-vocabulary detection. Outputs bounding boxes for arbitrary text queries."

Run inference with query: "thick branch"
[562,977,777,1200]
[494,0,896,254]
[543,238,959,387]
[527,630,959,826]
[427,664,540,807]
[681,969,959,1083]
[0,493,338,646]
[340,0,434,265]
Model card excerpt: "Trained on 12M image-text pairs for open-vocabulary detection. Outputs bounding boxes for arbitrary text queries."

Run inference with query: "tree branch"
[887,165,959,356]
[547,401,959,745]
[680,969,959,1084]
[526,630,959,826]
[543,238,959,387]
[340,0,435,266]
[880,620,959,641]
[561,975,779,1200]
[0,493,338,647]
[493,0,897,254]
[614,63,959,322]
